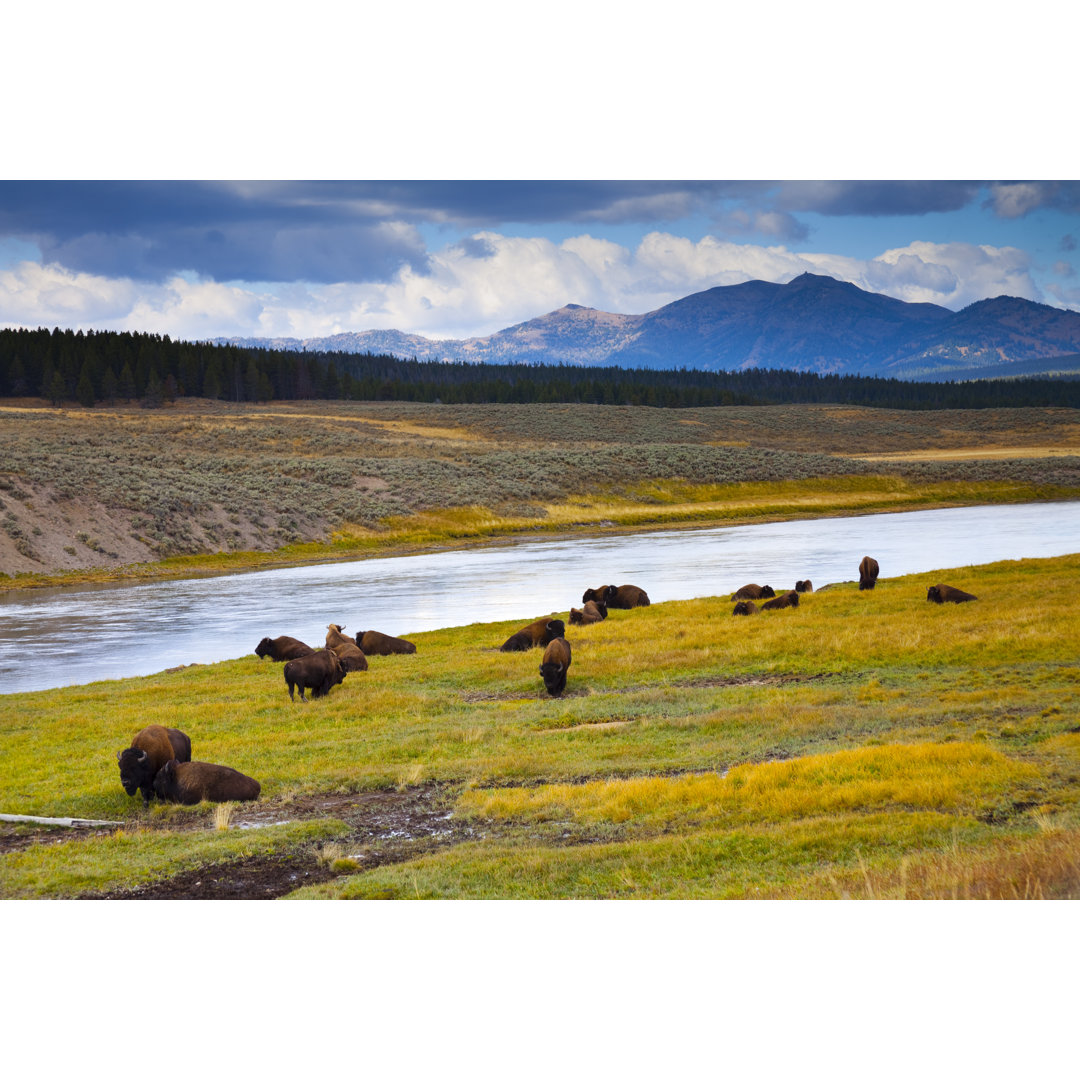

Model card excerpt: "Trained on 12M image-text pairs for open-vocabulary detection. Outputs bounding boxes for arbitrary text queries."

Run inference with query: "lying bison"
[325,624,369,672]
[500,617,566,652]
[117,724,193,806]
[254,636,314,662]
[569,600,608,625]
[355,630,417,656]
[795,580,813,593]
[859,556,879,591]
[731,584,775,601]
[927,584,978,604]
[153,760,260,804]
[284,649,347,701]
[761,590,800,611]
[539,636,572,697]
[732,600,758,616]
[582,584,650,609]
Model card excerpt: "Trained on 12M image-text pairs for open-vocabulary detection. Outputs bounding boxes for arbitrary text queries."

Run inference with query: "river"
[1,500,1078,694]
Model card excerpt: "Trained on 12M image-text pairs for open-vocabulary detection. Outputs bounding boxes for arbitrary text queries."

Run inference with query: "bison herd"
[115,558,982,808]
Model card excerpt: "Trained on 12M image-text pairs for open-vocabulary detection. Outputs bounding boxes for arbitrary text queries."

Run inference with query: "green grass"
[2,552,1080,898]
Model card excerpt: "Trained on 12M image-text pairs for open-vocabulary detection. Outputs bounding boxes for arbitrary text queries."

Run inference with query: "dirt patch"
[537,720,637,735]
[81,782,489,900]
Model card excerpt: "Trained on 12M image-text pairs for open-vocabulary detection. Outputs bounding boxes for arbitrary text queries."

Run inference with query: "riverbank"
[2,552,1079,899]
[3,398,1079,589]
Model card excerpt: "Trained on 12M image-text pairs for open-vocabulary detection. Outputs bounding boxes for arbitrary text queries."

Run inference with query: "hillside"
[213,273,1080,379]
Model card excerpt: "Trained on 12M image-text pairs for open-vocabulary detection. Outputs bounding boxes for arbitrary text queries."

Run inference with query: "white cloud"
[0,232,1072,340]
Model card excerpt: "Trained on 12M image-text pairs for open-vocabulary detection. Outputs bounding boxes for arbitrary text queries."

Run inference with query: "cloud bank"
[0,231,1055,342]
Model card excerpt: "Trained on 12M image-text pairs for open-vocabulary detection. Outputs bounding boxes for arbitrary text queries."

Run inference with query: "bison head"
[546,619,566,640]
[117,747,152,797]
[927,586,942,603]
[255,637,272,658]
[152,759,178,800]
[760,586,776,599]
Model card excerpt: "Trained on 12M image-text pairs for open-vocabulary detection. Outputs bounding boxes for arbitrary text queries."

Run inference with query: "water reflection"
[1,501,1078,694]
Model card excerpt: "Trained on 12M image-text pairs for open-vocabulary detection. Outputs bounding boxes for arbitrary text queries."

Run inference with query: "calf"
[926,584,977,604]
[117,724,192,806]
[731,584,775,601]
[732,600,758,616]
[761,590,800,611]
[539,636,572,697]
[500,617,566,652]
[355,630,417,655]
[153,760,260,804]
[569,600,607,626]
[325,624,368,672]
[284,649,347,701]
[254,636,314,662]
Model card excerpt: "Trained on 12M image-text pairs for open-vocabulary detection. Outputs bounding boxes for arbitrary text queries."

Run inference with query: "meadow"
[2,553,1078,899]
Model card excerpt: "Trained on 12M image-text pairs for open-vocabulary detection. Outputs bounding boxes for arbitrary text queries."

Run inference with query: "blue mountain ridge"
[211,273,1080,380]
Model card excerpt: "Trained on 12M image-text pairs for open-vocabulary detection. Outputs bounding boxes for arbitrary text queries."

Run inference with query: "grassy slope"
[3,553,1079,899]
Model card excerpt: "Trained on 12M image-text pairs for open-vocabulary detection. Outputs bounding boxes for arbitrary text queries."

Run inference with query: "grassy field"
[3,398,1080,586]
[3,552,1078,899]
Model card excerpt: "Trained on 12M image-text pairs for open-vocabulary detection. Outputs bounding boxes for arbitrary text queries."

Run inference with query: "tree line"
[2,325,1079,411]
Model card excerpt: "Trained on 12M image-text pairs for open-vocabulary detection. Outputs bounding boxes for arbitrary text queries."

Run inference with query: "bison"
[284,649,347,701]
[731,584,775,600]
[582,584,650,609]
[569,600,608,626]
[254,636,314,662]
[732,600,758,616]
[927,584,978,604]
[117,724,193,806]
[761,590,800,611]
[859,556,879,591]
[355,630,417,656]
[795,580,813,593]
[500,617,566,652]
[152,759,260,804]
[325,624,369,672]
[539,636,572,697]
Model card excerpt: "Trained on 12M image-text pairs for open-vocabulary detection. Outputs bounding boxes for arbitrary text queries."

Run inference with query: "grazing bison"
[355,630,417,656]
[500,617,566,652]
[761,590,800,611]
[569,600,608,626]
[859,556,880,591]
[582,584,650,609]
[117,725,193,806]
[325,624,369,672]
[254,636,314,662]
[153,760,260,805]
[795,580,814,593]
[731,584,775,601]
[927,584,978,604]
[539,636,572,697]
[732,600,758,616]
[284,649,347,701]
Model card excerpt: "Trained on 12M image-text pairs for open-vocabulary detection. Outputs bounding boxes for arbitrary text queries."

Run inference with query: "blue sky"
[1,180,1077,342]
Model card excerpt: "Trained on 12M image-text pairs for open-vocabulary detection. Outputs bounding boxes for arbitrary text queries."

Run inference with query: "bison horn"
[137,750,148,763]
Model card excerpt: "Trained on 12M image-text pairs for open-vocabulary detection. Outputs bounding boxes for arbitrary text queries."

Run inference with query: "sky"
[2,179,1078,343]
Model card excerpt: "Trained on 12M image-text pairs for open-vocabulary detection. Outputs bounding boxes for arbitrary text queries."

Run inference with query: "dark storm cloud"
[776,180,982,216]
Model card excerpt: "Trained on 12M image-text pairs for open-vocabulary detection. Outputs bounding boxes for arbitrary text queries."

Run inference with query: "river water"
[2,500,1078,695]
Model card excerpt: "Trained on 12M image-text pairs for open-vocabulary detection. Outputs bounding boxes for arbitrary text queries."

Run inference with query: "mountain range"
[213,273,1080,381]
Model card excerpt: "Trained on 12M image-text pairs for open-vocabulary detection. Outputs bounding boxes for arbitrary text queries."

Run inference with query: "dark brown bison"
[254,635,314,662]
[539,636,572,697]
[732,600,758,616]
[117,724,193,806]
[927,584,978,604]
[500,617,566,652]
[730,584,775,600]
[152,760,260,804]
[569,600,608,626]
[355,630,417,656]
[325,624,369,672]
[795,580,813,593]
[761,590,800,611]
[582,584,650,609]
[859,556,879,591]
[284,649,347,701]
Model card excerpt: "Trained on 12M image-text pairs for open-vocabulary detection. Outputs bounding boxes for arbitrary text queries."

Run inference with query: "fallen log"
[0,813,123,828]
